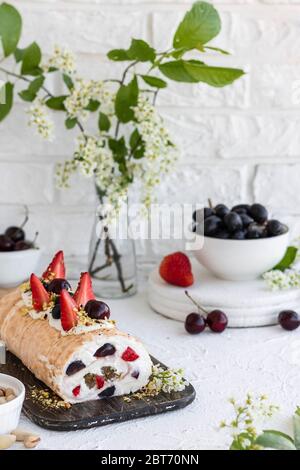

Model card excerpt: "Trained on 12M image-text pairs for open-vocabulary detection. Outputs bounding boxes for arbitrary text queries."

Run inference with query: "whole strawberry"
[159,252,194,287]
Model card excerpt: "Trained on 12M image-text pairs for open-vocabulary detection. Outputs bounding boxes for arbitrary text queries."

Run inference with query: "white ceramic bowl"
[0,373,25,434]
[193,228,289,281]
[0,249,41,288]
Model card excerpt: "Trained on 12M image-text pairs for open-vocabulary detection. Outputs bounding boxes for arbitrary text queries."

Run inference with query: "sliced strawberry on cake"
[73,272,95,308]
[60,289,78,332]
[159,252,194,287]
[30,273,50,311]
[42,250,66,281]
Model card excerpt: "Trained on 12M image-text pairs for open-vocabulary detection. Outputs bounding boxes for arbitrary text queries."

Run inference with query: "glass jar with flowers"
[0,1,244,297]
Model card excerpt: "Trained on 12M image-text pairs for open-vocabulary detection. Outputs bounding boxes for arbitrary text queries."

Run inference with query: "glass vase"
[88,197,137,299]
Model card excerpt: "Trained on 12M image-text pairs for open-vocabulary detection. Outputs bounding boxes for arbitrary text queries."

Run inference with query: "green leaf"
[109,137,128,163]
[173,1,221,50]
[98,112,111,132]
[46,95,67,111]
[63,74,74,91]
[256,431,296,450]
[18,89,35,102]
[272,246,298,272]
[205,46,230,55]
[14,47,24,63]
[129,128,145,159]
[170,47,189,60]
[293,412,300,450]
[0,3,22,57]
[159,60,198,83]
[19,76,45,102]
[159,60,245,87]
[107,49,130,61]
[127,39,156,62]
[107,39,156,63]
[21,42,42,76]
[85,99,100,112]
[115,75,138,123]
[65,117,77,129]
[141,75,167,89]
[0,82,13,122]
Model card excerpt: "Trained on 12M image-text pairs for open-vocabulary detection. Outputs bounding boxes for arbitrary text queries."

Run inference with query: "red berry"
[72,385,81,397]
[207,310,228,333]
[96,375,105,389]
[185,312,206,334]
[30,273,50,311]
[60,289,78,332]
[73,272,95,308]
[42,250,66,281]
[278,310,300,331]
[159,252,194,287]
[121,347,139,362]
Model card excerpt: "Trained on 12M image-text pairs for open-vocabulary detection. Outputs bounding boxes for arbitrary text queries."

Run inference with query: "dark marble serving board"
[0,351,196,431]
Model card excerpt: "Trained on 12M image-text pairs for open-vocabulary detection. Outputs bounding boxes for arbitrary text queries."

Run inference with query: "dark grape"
[249,204,268,224]
[224,212,243,233]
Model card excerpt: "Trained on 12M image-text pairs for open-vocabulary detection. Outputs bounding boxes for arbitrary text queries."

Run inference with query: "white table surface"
[11,285,300,450]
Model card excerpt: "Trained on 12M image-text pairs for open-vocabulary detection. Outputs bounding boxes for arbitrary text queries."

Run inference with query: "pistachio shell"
[0,434,16,450]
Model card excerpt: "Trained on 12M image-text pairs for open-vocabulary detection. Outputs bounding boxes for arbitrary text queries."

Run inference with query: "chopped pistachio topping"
[30,386,71,409]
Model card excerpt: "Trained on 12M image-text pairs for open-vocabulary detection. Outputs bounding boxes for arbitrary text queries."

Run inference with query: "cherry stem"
[184,290,209,316]
[21,205,29,228]
[208,198,213,209]
[32,232,39,245]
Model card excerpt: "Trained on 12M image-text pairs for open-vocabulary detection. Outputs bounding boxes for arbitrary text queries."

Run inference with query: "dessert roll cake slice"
[0,252,152,403]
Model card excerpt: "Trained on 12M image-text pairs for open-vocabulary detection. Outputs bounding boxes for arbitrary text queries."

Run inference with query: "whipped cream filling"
[20,291,114,336]
[55,334,153,403]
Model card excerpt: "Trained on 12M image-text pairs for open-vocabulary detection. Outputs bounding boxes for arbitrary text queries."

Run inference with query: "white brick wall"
[1,0,300,265]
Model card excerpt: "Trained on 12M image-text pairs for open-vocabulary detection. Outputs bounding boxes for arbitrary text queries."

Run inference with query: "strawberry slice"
[30,273,50,311]
[121,347,139,362]
[73,272,95,308]
[96,375,105,390]
[72,385,81,397]
[60,289,78,332]
[42,251,66,281]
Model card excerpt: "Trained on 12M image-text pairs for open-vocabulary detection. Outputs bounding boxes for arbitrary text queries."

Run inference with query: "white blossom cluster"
[56,134,129,215]
[27,99,54,141]
[133,95,178,207]
[147,364,188,394]
[27,45,178,215]
[263,269,300,291]
[43,45,76,75]
[64,79,115,121]
[220,394,279,450]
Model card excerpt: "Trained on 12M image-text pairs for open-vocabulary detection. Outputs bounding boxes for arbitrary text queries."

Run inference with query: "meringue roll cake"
[0,252,152,404]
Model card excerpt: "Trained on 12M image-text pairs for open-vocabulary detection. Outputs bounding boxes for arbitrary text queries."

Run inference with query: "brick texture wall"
[1,0,300,266]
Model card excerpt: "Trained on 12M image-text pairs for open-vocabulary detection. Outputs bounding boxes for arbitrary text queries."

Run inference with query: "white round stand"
[148,260,300,327]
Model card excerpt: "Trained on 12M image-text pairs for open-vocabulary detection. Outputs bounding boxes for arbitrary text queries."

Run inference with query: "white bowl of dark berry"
[192,203,289,281]
[0,208,40,288]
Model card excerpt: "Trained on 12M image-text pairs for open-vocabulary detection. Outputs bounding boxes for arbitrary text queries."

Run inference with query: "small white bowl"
[193,228,289,281]
[0,249,41,288]
[0,373,25,434]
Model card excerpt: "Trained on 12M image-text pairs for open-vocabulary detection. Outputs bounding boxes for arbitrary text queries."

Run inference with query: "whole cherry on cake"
[28,251,112,332]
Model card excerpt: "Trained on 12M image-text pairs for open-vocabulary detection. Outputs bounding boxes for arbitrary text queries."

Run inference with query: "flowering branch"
[0,1,245,292]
